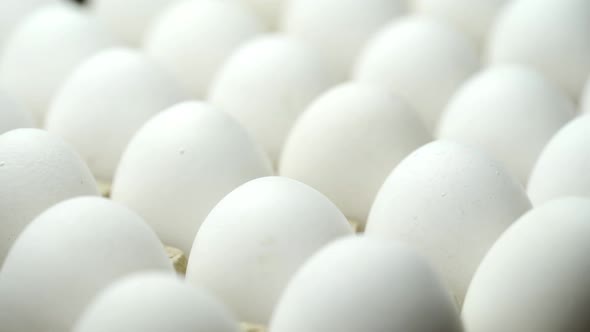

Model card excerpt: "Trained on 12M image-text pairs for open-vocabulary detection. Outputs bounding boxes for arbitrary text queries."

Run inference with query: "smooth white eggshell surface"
[0,196,173,332]
[437,64,576,184]
[0,128,98,263]
[0,91,34,134]
[91,0,181,45]
[365,140,531,305]
[186,176,353,324]
[111,101,273,254]
[209,35,333,164]
[462,197,590,332]
[145,0,266,98]
[581,76,590,113]
[354,15,479,132]
[269,236,462,332]
[0,4,114,124]
[412,0,509,47]
[0,0,61,51]
[45,48,187,183]
[74,272,239,332]
[487,0,590,99]
[527,115,590,205]
[282,0,407,81]
[279,82,431,225]
[239,0,285,28]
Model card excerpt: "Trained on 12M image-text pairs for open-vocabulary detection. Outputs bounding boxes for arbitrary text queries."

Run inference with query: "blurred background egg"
[269,236,462,332]
[581,76,590,113]
[0,196,173,332]
[186,176,353,324]
[0,128,98,263]
[0,3,114,125]
[437,64,576,184]
[90,0,180,45]
[45,48,187,184]
[0,91,34,134]
[462,197,590,332]
[239,0,285,29]
[411,0,509,48]
[145,0,266,98]
[0,0,62,52]
[279,82,431,226]
[111,101,272,254]
[528,115,590,205]
[281,0,407,82]
[487,0,590,99]
[209,35,334,165]
[354,15,480,132]
[74,272,239,332]
[365,140,531,304]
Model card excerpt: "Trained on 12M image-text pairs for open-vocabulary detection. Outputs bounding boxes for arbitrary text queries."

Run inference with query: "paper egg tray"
[101,182,360,332]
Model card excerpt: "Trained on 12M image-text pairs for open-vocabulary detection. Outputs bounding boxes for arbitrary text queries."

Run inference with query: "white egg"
[488,0,590,99]
[0,128,98,263]
[269,236,462,332]
[186,176,353,324]
[145,0,266,98]
[412,0,509,47]
[209,35,333,164]
[0,91,34,134]
[239,0,285,28]
[0,0,61,52]
[90,0,181,45]
[0,196,173,332]
[581,76,590,113]
[279,82,431,226]
[354,15,480,132]
[111,101,272,254]
[437,64,576,184]
[528,115,590,205]
[45,48,187,183]
[74,272,239,332]
[463,197,590,332]
[0,4,114,124]
[282,0,406,81]
[365,140,531,304]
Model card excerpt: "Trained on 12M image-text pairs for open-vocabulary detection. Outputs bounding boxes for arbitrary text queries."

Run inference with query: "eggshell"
[354,15,479,132]
[145,0,266,98]
[282,0,406,81]
[209,35,333,164]
[462,197,590,332]
[0,196,173,332]
[527,115,590,205]
[186,176,353,324]
[365,140,531,304]
[412,0,509,47]
[0,4,114,124]
[0,0,61,51]
[74,272,239,332]
[488,0,590,99]
[45,48,187,183]
[437,64,576,184]
[0,91,34,134]
[581,76,590,113]
[279,82,431,225]
[239,0,285,28]
[0,128,98,263]
[111,101,272,254]
[269,236,462,332]
[91,0,180,45]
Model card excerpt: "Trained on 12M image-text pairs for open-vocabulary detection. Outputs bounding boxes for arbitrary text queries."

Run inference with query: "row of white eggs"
[2,165,590,332]
[0,0,589,331]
